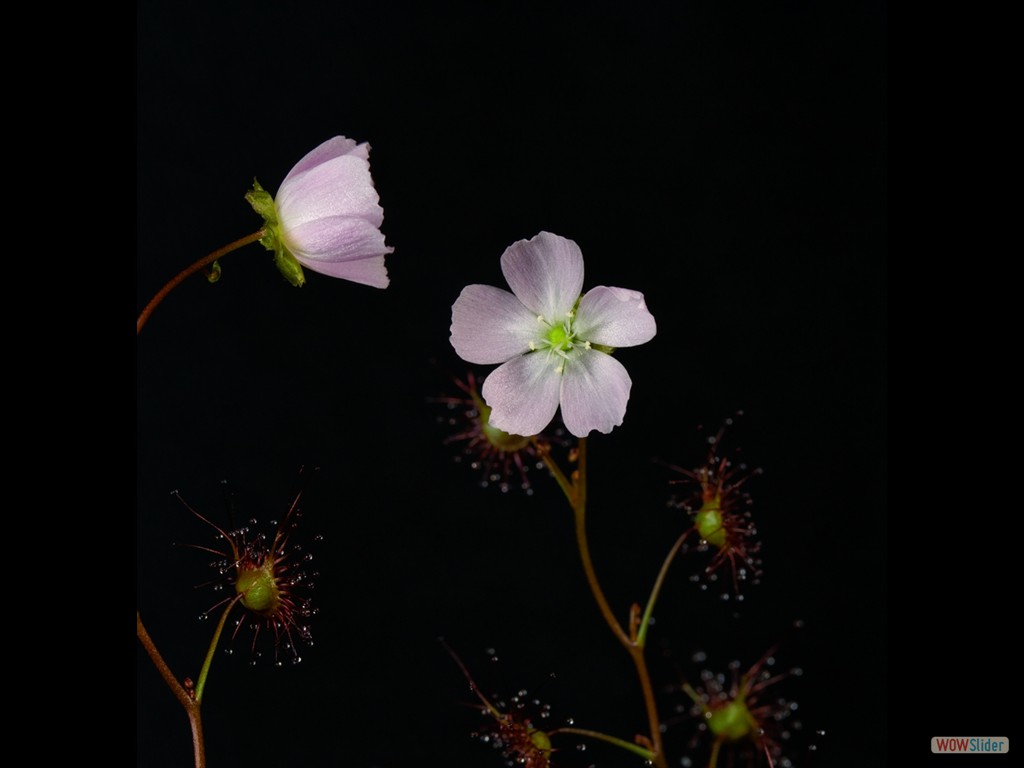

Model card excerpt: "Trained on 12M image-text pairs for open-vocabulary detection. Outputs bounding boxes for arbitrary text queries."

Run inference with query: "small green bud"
[707,698,757,741]
[235,561,282,617]
[205,260,222,283]
[694,497,728,549]
[480,409,532,453]
[528,727,552,751]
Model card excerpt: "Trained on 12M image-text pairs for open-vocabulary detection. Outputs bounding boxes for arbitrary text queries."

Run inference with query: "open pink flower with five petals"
[450,232,656,438]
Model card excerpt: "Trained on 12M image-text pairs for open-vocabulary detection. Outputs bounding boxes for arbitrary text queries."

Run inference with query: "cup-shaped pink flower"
[247,136,393,288]
[450,232,656,438]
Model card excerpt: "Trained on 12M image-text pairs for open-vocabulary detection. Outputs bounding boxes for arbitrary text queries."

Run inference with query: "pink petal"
[500,232,584,320]
[482,353,562,437]
[284,216,393,262]
[277,154,384,229]
[559,348,633,437]
[300,253,389,289]
[450,285,539,364]
[575,286,657,348]
[282,137,366,185]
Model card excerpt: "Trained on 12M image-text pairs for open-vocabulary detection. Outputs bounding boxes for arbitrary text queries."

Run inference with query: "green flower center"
[528,303,590,375]
[527,300,615,373]
[546,322,572,350]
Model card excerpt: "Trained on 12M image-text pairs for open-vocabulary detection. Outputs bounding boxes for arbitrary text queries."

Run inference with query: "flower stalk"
[137,229,265,335]
[139,136,384,767]
[137,595,242,768]
[137,612,207,768]
[534,438,670,768]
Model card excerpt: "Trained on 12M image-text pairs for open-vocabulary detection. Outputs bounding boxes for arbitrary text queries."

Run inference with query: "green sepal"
[205,260,222,283]
[245,178,307,287]
[245,178,278,225]
[274,249,306,287]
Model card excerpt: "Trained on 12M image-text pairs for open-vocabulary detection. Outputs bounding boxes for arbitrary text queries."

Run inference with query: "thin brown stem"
[531,437,574,502]
[137,611,207,768]
[137,611,191,710]
[564,439,669,768]
[534,439,633,644]
[188,706,207,768]
[571,479,629,645]
[138,232,266,765]
[137,229,265,335]
[629,646,666,768]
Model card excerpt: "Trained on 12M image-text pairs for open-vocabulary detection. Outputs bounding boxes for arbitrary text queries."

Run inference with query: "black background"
[138,3,894,766]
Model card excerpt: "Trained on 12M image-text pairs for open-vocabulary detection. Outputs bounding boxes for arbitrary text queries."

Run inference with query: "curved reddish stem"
[137,229,264,335]
[537,439,669,768]
[137,229,266,767]
[137,611,206,768]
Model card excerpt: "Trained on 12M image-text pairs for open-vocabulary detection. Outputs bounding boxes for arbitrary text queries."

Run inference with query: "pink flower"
[450,232,656,438]
[248,136,393,288]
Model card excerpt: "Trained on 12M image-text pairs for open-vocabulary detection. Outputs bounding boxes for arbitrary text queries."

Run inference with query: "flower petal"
[575,286,657,348]
[451,285,540,364]
[299,253,389,288]
[278,154,384,229]
[500,232,584,320]
[481,352,562,437]
[285,217,391,287]
[282,136,365,185]
[284,215,392,258]
[559,348,633,437]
